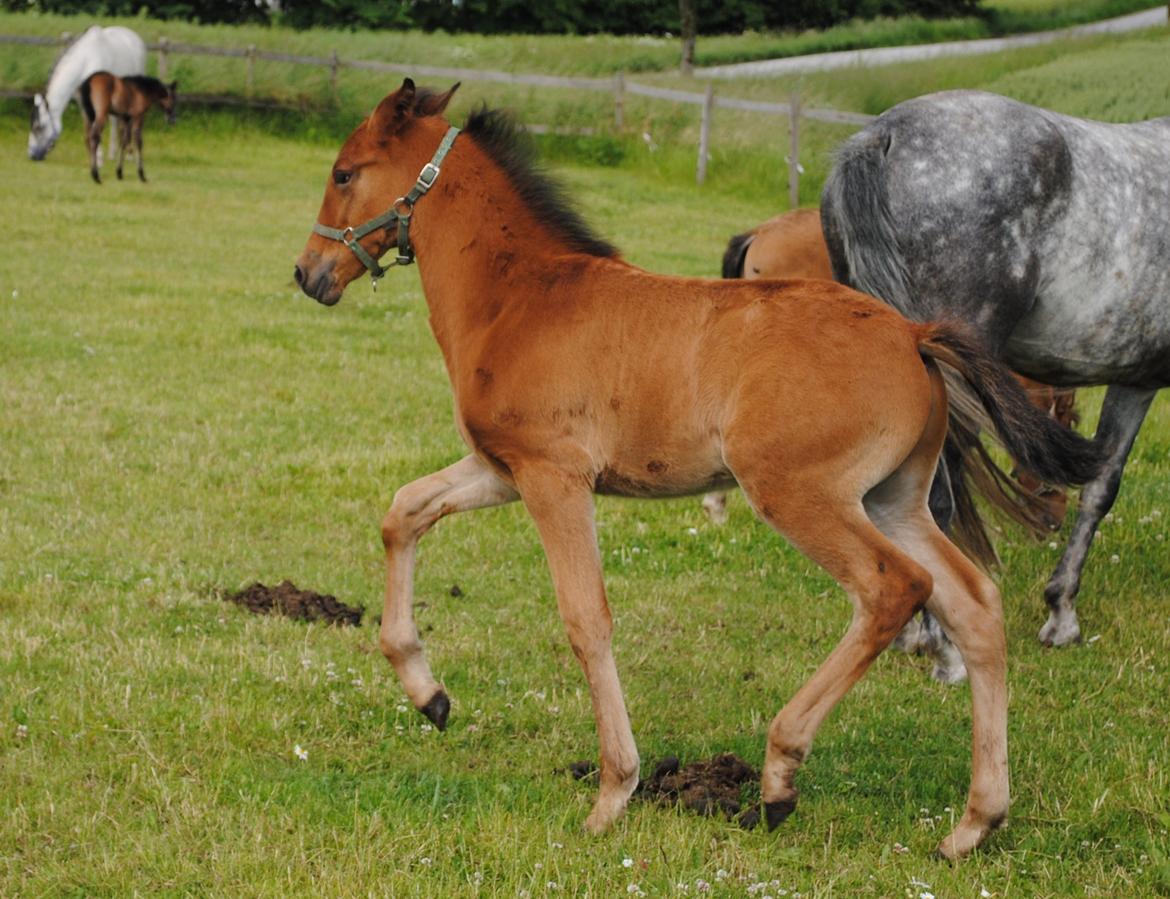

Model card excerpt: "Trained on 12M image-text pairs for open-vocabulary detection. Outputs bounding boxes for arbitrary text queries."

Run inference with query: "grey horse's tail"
[917,322,1106,565]
[721,230,755,279]
[824,128,1102,565]
[821,130,916,314]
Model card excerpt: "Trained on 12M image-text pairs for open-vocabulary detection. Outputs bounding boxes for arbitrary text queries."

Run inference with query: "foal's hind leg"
[867,494,1009,857]
[733,476,932,831]
[86,114,106,185]
[380,454,518,727]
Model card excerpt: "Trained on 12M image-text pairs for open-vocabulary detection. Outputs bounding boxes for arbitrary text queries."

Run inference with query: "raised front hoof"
[763,797,797,830]
[418,690,450,731]
[1038,612,1082,647]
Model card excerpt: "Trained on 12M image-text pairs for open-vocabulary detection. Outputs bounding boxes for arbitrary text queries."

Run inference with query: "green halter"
[312,126,460,286]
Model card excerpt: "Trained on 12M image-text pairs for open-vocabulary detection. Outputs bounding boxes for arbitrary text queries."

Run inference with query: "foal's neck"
[411,133,600,336]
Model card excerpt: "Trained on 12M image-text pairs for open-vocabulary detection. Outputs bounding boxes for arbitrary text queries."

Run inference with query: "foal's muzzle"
[294,258,341,306]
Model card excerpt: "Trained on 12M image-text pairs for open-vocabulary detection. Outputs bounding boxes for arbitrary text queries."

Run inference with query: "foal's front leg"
[515,463,639,833]
[380,454,518,727]
[132,119,147,182]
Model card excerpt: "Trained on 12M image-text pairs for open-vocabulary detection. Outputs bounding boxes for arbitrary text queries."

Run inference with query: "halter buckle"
[415,162,441,192]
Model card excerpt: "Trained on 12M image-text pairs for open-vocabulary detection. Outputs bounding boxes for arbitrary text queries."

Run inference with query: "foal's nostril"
[294,265,306,287]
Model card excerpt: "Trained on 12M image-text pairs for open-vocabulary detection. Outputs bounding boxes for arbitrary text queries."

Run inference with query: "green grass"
[2,22,1170,899]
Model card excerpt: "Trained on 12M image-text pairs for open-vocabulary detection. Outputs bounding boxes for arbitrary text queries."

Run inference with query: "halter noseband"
[312,125,460,287]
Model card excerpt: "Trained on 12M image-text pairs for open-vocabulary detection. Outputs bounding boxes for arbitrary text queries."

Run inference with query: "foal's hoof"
[763,798,797,830]
[419,689,450,731]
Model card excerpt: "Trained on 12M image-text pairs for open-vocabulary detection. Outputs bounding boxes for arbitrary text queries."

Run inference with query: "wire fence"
[2,30,879,202]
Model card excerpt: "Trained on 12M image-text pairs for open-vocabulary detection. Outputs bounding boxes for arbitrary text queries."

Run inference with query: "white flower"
[696,880,710,892]
[421,723,434,734]
[419,856,432,866]
[686,527,699,536]
[15,724,29,739]
[981,890,991,898]
[293,744,308,761]
[716,869,729,880]
[548,881,559,890]
[622,858,634,868]
[1110,554,1120,564]
[627,885,644,896]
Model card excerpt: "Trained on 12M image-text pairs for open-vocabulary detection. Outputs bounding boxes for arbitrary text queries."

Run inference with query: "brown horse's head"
[295,79,460,306]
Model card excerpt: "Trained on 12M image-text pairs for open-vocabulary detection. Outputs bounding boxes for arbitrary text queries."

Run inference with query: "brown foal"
[295,81,1104,858]
[80,72,176,184]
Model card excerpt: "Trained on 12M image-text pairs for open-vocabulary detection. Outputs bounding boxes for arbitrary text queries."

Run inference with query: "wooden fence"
[1,31,877,204]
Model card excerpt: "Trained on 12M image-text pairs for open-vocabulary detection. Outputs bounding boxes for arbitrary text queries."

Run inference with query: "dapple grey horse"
[822,89,1170,647]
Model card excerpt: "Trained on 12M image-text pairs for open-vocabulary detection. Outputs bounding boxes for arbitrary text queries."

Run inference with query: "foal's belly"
[593,453,735,499]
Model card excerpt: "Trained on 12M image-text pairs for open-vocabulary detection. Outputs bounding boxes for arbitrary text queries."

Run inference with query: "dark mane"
[461,104,619,259]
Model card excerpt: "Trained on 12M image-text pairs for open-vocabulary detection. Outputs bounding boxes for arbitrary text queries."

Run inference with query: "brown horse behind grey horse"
[80,72,176,184]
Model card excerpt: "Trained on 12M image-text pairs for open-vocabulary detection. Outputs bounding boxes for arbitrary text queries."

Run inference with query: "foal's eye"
[333,170,353,186]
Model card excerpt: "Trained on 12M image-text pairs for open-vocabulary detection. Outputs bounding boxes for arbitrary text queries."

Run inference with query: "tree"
[679,0,696,74]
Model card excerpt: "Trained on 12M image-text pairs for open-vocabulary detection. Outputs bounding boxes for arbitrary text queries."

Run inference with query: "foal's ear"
[415,82,460,117]
[370,78,417,137]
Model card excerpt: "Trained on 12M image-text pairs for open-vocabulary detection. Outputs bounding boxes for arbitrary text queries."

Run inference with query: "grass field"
[2,15,1170,899]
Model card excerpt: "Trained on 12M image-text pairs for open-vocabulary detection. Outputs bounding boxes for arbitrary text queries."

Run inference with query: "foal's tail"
[79,77,96,124]
[916,322,1106,566]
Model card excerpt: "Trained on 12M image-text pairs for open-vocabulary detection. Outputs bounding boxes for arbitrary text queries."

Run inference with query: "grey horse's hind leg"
[1040,384,1156,646]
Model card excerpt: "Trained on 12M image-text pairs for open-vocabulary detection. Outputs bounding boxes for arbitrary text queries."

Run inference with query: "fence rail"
[2,30,878,201]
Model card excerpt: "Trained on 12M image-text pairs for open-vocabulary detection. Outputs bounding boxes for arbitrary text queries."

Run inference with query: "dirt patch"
[223,580,364,627]
[568,753,761,829]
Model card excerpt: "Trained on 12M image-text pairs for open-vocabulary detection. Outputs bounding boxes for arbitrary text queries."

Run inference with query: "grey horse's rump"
[822,89,1170,645]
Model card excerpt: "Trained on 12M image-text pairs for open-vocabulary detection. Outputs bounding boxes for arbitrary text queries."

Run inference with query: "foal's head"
[157,80,178,125]
[295,79,459,305]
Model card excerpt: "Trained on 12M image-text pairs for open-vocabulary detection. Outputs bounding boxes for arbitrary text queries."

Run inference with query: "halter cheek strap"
[312,125,460,286]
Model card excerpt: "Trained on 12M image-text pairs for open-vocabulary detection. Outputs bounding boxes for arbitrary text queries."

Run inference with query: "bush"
[3,0,985,34]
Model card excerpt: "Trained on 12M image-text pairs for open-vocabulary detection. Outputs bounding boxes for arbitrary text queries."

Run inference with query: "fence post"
[158,37,169,80]
[696,82,715,185]
[329,50,340,98]
[613,71,625,130]
[246,44,256,97]
[788,89,801,208]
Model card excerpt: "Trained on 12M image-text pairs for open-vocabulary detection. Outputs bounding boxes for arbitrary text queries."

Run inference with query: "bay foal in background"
[295,81,1104,858]
[80,72,177,184]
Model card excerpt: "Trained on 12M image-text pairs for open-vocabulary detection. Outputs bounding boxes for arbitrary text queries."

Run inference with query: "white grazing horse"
[28,25,147,161]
